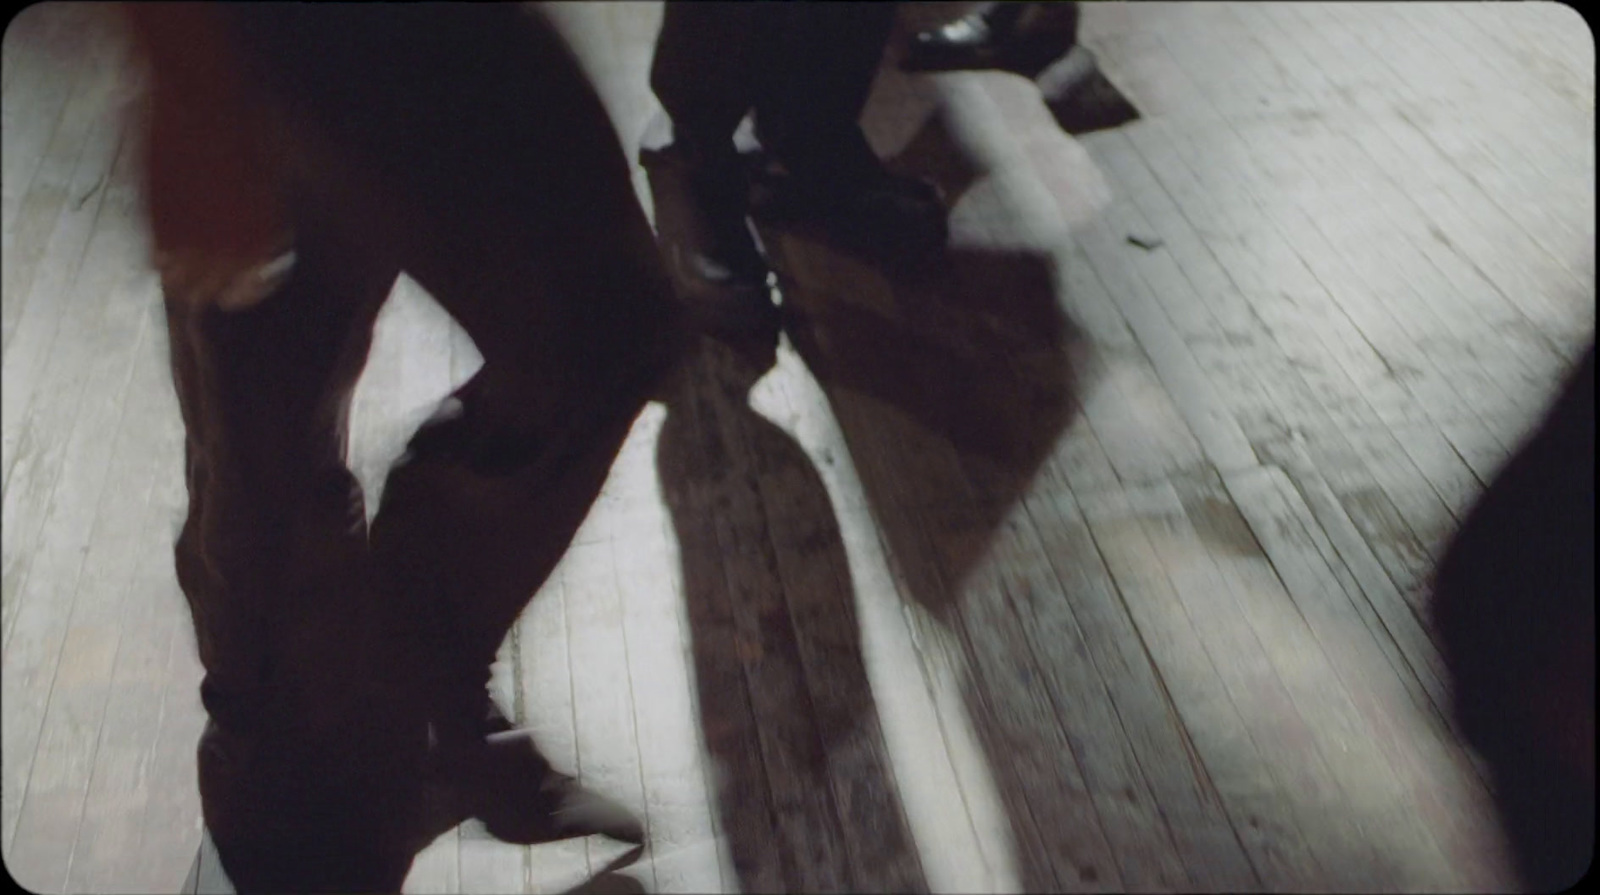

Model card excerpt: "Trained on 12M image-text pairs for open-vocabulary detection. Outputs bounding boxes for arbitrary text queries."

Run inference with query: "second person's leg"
[748,3,948,258]
[643,1,778,338]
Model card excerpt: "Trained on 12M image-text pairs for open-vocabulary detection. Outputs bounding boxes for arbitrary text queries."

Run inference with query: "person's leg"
[230,2,678,844]
[164,188,418,891]
[193,0,673,859]
[750,2,898,185]
[339,0,683,666]
[649,0,759,152]
[747,4,948,258]
[642,1,777,339]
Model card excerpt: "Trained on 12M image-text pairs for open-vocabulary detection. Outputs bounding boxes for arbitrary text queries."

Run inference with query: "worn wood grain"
[3,3,1588,892]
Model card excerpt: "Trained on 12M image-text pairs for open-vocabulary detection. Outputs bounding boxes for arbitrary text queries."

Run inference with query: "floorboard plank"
[1168,469,1464,890]
[1021,490,1260,893]
[1077,485,1314,891]
[563,538,655,892]
[2,124,142,871]
[3,3,1589,892]
[1222,465,1516,892]
[516,563,594,895]
[610,503,725,895]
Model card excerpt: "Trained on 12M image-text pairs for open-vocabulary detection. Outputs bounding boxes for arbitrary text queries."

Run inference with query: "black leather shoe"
[639,115,781,344]
[750,160,947,262]
[901,2,1078,77]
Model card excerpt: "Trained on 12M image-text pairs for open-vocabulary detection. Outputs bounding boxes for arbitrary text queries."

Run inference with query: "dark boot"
[640,113,780,344]
[748,124,947,262]
[902,2,1079,77]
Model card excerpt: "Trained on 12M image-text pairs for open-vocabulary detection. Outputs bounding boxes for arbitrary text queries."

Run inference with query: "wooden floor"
[3,2,1593,892]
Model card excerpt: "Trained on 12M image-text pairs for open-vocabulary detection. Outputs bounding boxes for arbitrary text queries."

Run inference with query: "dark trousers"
[648,1,897,179]
[161,5,682,889]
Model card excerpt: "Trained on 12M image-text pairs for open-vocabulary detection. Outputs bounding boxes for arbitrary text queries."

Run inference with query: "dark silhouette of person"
[1431,342,1595,893]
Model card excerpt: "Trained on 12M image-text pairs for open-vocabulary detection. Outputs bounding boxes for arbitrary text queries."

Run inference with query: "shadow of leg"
[657,340,928,893]
[771,230,1110,890]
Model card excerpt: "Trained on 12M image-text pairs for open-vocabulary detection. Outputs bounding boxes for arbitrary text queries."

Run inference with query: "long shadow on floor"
[649,63,1122,882]
[656,332,928,893]
[774,242,1096,893]
[655,224,1090,893]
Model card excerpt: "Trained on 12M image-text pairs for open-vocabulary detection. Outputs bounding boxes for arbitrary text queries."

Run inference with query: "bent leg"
[234,3,683,844]
[164,199,408,889]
